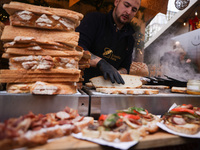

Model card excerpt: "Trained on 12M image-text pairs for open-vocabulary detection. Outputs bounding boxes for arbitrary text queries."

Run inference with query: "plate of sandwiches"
[73,106,161,150]
[157,103,200,138]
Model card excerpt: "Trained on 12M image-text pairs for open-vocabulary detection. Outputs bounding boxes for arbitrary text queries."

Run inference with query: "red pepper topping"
[171,107,195,114]
[117,112,140,120]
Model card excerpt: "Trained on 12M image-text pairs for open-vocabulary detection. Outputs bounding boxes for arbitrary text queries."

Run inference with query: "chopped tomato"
[98,114,107,121]
[116,118,123,127]
[118,113,140,120]
[98,114,108,126]
[171,107,195,114]
[145,109,149,115]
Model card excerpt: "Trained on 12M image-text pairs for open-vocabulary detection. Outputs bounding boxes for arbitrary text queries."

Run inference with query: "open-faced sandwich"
[82,106,160,142]
[162,104,200,135]
[0,106,94,150]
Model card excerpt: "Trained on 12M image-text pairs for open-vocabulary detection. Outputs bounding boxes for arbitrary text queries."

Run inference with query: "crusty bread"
[30,82,77,95]
[144,115,161,133]
[100,131,121,142]
[129,62,149,77]
[0,68,80,83]
[85,82,94,88]
[82,128,101,138]
[119,130,140,142]
[3,1,83,22]
[96,88,159,95]
[0,68,80,74]
[7,82,77,94]
[1,26,79,47]
[171,87,187,93]
[0,76,80,83]
[5,1,83,31]
[90,74,142,89]
[142,85,170,89]
[73,117,94,133]
[165,122,200,135]
[5,48,83,58]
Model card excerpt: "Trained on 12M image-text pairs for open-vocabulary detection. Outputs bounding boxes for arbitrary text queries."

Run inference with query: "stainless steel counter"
[1,89,200,122]
[0,91,89,122]
[90,90,200,118]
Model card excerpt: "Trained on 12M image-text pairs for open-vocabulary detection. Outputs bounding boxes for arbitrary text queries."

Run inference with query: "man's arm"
[88,51,124,84]
[90,53,101,67]
[118,68,128,74]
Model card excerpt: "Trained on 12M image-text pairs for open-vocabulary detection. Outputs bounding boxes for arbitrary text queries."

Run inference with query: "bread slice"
[6,82,77,94]
[165,122,200,135]
[73,117,94,133]
[142,85,170,89]
[6,83,33,93]
[119,130,140,142]
[82,128,100,138]
[171,87,187,93]
[100,131,121,142]
[1,26,79,47]
[0,68,80,74]
[96,88,159,95]
[0,68,81,83]
[5,48,83,58]
[90,74,142,89]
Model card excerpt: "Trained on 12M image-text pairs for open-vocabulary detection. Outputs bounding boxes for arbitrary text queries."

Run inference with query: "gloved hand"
[97,59,125,84]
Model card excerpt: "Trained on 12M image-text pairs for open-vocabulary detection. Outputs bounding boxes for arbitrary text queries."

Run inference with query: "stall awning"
[141,0,169,14]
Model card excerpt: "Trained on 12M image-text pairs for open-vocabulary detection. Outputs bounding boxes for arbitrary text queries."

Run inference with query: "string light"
[195,11,198,16]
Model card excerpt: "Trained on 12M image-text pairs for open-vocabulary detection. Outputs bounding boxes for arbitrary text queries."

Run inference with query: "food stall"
[0,0,200,150]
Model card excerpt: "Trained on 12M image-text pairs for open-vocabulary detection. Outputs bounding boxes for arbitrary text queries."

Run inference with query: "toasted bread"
[165,122,199,135]
[1,26,79,47]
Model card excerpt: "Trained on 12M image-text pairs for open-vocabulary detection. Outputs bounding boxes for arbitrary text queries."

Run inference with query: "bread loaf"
[129,62,149,77]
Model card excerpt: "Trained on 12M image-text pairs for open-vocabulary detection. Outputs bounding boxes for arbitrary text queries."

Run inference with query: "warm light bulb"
[183,22,186,26]
[195,11,198,16]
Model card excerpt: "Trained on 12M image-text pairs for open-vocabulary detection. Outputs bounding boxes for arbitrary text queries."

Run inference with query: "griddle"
[143,75,187,88]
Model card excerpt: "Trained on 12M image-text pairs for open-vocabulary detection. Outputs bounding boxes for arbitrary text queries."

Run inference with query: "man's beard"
[115,12,128,25]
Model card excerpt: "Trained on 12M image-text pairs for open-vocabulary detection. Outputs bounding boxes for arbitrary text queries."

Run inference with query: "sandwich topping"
[10,55,78,70]
[4,41,75,51]
[163,104,200,125]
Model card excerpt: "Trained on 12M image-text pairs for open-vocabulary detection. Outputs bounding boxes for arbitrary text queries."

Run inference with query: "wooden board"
[29,130,198,150]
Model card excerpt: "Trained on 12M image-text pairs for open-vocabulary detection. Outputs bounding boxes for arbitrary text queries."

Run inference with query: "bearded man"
[76,0,141,84]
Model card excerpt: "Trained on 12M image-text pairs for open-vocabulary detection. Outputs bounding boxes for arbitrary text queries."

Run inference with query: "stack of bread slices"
[0,1,89,95]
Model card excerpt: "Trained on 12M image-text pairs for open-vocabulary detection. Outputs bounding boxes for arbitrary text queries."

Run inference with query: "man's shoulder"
[85,11,107,20]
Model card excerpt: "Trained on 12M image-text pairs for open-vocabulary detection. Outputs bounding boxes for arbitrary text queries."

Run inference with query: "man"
[76,0,141,84]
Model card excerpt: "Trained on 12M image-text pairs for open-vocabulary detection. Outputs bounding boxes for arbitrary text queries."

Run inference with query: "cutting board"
[29,130,198,150]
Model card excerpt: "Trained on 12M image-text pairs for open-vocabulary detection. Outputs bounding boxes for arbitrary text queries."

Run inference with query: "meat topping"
[172,116,186,125]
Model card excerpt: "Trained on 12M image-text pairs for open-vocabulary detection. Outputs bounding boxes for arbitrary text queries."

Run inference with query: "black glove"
[97,59,125,84]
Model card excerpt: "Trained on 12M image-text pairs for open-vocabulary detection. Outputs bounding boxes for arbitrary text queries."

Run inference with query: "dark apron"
[83,18,130,84]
